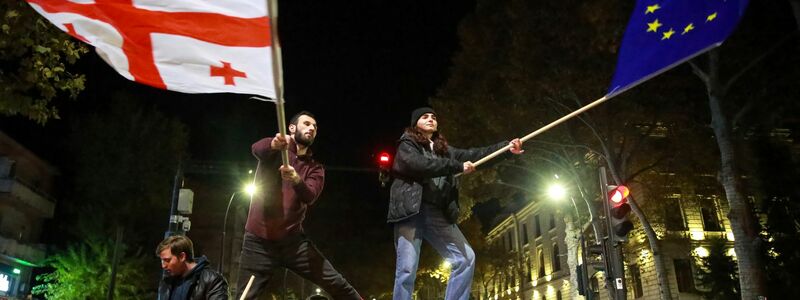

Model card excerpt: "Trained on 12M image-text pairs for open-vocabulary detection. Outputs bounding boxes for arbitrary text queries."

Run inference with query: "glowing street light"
[244,183,257,196]
[220,182,258,273]
[547,183,567,201]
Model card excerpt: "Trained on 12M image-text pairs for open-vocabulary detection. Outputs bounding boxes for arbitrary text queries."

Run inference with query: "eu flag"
[607,0,749,97]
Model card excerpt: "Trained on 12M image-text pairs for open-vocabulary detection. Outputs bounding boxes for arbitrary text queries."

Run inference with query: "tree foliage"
[0,0,88,124]
[65,94,188,242]
[32,237,155,299]
[750,134,800,297]
[696,239,740,300]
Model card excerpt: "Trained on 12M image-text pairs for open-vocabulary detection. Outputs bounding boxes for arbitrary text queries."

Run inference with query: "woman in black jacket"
[388,107,523,300]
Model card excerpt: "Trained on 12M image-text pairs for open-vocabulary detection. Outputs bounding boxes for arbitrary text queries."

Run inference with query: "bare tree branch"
[689,59,709,84]
[723,31,799,94]
[731,100,756,129]
[627,154,670,181]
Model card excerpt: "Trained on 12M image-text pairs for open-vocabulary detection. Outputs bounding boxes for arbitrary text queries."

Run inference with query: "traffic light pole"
[599,167,627,300]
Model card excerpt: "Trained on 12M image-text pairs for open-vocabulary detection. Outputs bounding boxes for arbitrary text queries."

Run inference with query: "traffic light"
[607,185,634,242]
[377,151,392,187]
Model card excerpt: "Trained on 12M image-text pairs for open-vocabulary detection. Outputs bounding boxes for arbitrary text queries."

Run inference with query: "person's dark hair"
[156,235,195,262]
[404,126,449,156]
[289,111,316,126]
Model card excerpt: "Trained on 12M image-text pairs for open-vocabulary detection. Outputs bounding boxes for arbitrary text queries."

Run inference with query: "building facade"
[624,182,735,300]
[0,131,58,299]
[481,183,736,300]
[482,200,571,300]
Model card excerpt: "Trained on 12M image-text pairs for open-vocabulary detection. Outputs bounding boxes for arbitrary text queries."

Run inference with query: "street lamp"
[547,183,567,202]
[219,183,257,273]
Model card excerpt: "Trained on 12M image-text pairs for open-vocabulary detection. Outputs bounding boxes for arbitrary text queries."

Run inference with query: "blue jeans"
[393,203,475,300]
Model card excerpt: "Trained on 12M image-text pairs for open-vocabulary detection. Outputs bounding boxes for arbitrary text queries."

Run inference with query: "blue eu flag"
[607,0,749,97]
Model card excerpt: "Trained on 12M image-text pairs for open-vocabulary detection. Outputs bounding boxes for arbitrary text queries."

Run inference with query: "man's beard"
[294,131,314,147]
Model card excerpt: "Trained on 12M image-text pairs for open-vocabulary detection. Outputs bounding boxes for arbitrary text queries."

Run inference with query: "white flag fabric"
[27,0,276,99]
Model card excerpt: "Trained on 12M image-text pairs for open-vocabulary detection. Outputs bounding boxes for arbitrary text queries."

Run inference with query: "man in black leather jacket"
[157,235,228,300]
[388,107,523,300]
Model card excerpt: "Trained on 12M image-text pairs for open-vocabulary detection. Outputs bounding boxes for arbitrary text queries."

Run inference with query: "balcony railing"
[0,178,56,218]
[0,235,46,266]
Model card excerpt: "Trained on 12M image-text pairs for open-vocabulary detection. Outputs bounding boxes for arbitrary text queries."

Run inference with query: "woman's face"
[416,113,438,135]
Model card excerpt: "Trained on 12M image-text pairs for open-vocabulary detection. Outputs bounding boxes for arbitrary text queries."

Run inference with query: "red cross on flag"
[27,0,276,99]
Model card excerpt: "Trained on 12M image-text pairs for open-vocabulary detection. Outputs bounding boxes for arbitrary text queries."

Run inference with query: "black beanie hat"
[410,107,436,126]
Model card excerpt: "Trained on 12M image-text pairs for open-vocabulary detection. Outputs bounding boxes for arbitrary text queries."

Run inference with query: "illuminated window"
[507,231,514,250]
[538,249,546,278]
[664,200,686,230]
[526,257,532,280]
[630,264,644,298]
[674,259,696,293]
[701,207,722,231]
[552,243,561,272]
[522,223,529,245]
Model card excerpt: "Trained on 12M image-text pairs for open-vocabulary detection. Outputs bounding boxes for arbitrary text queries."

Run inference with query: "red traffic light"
[608,185,629,205]
[378,152,392,168]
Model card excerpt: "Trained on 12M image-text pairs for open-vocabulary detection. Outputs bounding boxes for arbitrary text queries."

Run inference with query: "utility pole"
[165,162,183,238]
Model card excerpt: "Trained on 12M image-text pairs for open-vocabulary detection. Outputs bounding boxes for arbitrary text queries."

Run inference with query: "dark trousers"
[236,232,362,300]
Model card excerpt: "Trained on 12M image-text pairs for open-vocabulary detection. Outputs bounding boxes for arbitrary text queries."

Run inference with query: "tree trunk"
[628,197,672,300]
[705,49,767,299]
[789,0,800,30]
[107,226,123,300]
[564,215,584,300]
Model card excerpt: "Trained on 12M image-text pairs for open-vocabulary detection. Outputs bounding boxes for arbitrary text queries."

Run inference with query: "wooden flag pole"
[470,95,611,168]
[239,275,255,300]
[266,0,290,166]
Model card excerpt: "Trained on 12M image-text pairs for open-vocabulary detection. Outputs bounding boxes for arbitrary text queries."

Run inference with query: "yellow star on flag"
[682,23,694,34]
[645,4,661,14]
[647,19,663,32]
[661,28,675,40]
[707,12,717,22]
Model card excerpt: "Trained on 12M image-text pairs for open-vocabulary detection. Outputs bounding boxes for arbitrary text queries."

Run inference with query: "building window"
[701,207,723,231]
[552,243,561,272]
[534,215,542,237]
[538,249,546,278]
[630,264,644,298]
[664,200,687,230]
[507,231,514,250]
[590,276,600,295]
[674,259,696,293]
[526,257,532,280]
[556,290,562,300]
[549,213,556,230]
[522,223,529,245]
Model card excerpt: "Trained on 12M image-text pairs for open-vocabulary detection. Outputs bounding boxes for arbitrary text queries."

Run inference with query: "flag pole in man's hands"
[266,0,290,166]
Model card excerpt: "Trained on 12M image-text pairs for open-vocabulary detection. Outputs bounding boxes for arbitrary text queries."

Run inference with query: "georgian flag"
[26,0,276,99]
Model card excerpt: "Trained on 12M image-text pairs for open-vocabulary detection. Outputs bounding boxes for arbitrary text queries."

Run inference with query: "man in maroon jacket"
[236,111,362,300]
